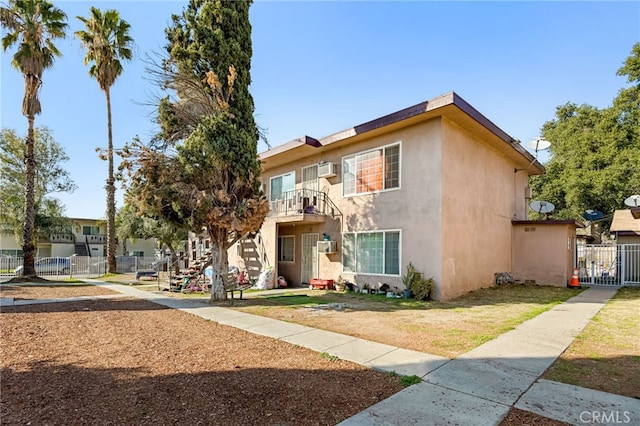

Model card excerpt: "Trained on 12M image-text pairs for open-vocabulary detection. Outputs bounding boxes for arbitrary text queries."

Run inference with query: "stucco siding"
[252,119,444,291]
[617,235,640,244]
[512,222,576,286]
[236,93,548,300]
[440,117,518,300]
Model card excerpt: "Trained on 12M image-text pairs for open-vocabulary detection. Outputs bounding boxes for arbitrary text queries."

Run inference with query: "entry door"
[301,233,319,284]
[302,165,318,200]
[302,165,318,191]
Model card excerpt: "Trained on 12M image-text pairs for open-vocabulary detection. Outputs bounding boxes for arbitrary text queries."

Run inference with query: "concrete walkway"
[341,286,639,426]
[3,283,638,425]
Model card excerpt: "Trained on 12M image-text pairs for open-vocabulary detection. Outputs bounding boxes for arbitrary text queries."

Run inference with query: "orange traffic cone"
[568,268,581,289]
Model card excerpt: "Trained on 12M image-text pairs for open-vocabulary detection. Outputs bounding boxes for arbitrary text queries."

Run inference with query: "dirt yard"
[0,281,574,425]
[1,296,404,425]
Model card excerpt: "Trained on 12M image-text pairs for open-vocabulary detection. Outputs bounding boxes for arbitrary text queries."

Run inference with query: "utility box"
[317,240,337,254]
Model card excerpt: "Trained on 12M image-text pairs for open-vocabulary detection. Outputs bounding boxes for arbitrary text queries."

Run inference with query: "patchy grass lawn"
[543,286,640,399]
[3,278,586,361]
[230,284,583,358]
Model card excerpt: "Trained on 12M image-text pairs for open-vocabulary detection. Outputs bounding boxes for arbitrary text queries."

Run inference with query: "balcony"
[85,234,107,244]
[48,233,74,243]
[267,189,341,224]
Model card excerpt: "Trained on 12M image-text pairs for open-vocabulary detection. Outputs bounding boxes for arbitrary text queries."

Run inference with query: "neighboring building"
[225,92,550,300]
[610,209,640,244]
[0,217,156,258]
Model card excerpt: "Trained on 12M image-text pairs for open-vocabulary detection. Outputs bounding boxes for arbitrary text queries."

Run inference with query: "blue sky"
[1,0,639,219]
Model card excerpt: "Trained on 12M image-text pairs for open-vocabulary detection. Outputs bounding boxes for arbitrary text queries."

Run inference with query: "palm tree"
[75,7,133,274]
[0,0,67,278]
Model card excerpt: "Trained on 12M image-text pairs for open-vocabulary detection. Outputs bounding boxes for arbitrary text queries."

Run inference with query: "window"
[342,230,400,275]
[132,251,144,257]
[82,226,100,235]
[270,172,295,201]
[278,236,295,262]
[343,143,400,196]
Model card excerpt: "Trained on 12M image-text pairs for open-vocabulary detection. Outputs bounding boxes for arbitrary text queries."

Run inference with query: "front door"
[301,233,318,284]
[301,165,319,209]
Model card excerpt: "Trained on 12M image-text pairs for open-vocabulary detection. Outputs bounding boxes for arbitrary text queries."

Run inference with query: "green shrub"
[402,262,433,300]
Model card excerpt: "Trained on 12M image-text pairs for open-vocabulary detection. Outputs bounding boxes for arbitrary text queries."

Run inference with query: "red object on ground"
[309,278,334,290]
[277,276,288,288]
[568,268,581,288]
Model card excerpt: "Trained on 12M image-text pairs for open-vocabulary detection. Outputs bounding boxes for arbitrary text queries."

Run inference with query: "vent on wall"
[318,162,337,178]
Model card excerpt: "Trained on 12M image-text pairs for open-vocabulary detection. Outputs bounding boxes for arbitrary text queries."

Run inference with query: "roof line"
[260,92,544,172]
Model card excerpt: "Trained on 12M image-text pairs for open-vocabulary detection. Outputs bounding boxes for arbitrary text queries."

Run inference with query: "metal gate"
[301,233,318,285]
[576,244,640,286]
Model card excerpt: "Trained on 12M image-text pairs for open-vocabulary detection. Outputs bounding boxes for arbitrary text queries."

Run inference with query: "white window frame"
[82,225,100,235]
[278,235,295,263]
[342,142,401,197]
[342,229,401,276]
[270,171,296,201]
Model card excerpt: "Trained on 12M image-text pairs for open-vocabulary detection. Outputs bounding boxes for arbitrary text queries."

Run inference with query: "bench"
[223,273,252,305]
[135,270,158,281]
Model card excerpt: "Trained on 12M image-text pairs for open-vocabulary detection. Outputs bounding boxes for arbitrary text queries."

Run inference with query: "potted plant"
[334,275,347,292]
[402,262,433,300]
[402,263,417,298]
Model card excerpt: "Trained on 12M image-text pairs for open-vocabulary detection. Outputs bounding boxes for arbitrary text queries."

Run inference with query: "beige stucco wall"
[121,239,157,257]
[512,221,577,286]
[0,234,16,255]
[250,119,443,291]
[439,117,526,300]
[616,235,640,244]
[240,105,537,300]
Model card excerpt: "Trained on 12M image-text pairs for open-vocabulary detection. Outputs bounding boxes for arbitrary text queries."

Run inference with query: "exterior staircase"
[74,242,90,256]
[238,232,269,281]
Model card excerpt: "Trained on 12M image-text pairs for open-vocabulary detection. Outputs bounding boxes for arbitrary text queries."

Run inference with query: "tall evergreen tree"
[530,43,640,226]
[0,0,67,278]
[120,0,268,301]
[75,7,133,274]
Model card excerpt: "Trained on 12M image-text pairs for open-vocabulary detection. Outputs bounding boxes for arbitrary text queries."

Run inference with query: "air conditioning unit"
[317,240,337,254]
[317,162,337,178]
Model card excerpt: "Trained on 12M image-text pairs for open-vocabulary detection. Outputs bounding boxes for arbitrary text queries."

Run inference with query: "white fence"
[0,256,160,282]
[576,244,640,286]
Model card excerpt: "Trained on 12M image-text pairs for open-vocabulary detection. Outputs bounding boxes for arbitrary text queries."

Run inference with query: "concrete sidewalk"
[5,282,638,425]
[340,287,640,426]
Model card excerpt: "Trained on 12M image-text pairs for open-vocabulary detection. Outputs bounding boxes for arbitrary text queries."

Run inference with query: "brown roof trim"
[260,92,544,173]
[320,92,456,146]
[631,207,640,219]
[512,219,584,228]
[261,134,322,158]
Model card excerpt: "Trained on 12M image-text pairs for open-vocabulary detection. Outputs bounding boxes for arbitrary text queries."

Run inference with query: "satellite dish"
[624,194,640,207]
[582,209,603,221]
[526,137,551,152]
[529,200,555,214]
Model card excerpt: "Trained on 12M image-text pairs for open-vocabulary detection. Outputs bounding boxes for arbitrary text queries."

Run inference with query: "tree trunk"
[21,116,37,277]
[208,230,229,302]
[105,88,117,274]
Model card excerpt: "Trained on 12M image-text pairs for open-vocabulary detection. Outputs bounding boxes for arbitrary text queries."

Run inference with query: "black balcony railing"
[268,189,341,218]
